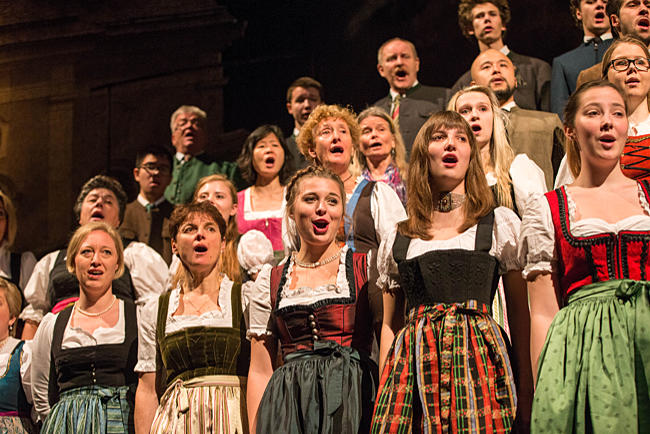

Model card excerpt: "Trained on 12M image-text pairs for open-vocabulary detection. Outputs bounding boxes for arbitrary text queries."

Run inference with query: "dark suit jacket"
[286,134,309,175]
[452,50,552,112]
[551,38,613,118]
[506,107,564,190]
[119,199,174,264]
[373,84,450,154]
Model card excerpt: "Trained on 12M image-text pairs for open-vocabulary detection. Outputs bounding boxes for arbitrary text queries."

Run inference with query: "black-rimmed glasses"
[609,57,650,72]
[140,163,171,175]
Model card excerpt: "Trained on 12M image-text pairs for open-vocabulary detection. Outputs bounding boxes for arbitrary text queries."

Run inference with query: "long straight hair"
[399,111,494,239]
[448,85,514,209]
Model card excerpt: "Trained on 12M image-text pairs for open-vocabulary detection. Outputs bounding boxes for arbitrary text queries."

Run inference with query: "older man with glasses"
[120,146,175,264]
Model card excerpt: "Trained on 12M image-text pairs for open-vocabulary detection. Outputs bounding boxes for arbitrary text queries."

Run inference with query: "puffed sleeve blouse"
[377,206,523,292]
[519,186,650,280]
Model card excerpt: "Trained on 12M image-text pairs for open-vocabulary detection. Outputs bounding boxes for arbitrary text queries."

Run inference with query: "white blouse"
[282,178,407,254]
[486,154,547,214]
[377,207,522,292]
[519,186,650,279]
[0,244,37,290]
[135,276,236,373]
[237,230,275,275]
[241,186,286,220]
[28,300,127,418]
[20,242,168,323]
[245,245,352,340]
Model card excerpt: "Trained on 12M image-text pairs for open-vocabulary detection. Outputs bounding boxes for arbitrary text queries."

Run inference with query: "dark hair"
[286,77,324,103]
[236,125,293,185]
[606,0,624,23]
[563,80,629,178]
[169,201,227,243]
[135,146,172,169]
[458,0,511,40]
[74,175,128,224]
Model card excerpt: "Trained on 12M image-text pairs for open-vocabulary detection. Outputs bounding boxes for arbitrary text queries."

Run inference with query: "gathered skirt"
[151,374,247,434]
[531,279,650,434]
[256,340,378,434]
[0,415,37,434]
[41,384,134,434]
[371,302,516,434]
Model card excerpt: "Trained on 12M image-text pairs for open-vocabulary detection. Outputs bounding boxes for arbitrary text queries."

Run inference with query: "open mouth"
[312,219,329,234]
[490,77,505,86]
[599,135,616,144]
[88,269,103,277]
[330,145,344,154]
[484,25,493,32]
[91,210,104,219]
[194,245,208,253]
[595,12,605,21]
[442,154,458,164]
[627,77,641,85]
[395,70,407,78]
[264,156,276,165]
[638,17,650,29]
[471,124,482,133]
[369,141,383,149]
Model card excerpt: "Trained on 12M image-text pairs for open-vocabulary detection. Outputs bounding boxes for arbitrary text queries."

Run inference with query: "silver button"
[310,321,316,328]
[308,314,315,320]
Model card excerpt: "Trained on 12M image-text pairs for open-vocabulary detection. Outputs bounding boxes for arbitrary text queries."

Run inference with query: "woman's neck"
[365,155,393,180]
[629,97,650,129]
[296,240,341,264]
[77,288,115,313]
[254,175,283,191]
[479,141,494,173]
[184,262,222,294]
[574,160,631,188]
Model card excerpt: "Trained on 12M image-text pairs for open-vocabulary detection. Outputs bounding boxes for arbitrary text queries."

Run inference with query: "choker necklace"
[75,295,117,317]
[293,248,342,268]
[436,192,465,212]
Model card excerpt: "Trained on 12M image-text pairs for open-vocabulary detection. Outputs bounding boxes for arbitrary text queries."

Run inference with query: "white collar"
[500,45,510,56]
[293,127,300,137]
[584,32,613,43]
[389,80,420,100]
[137,194,166,208]
[501,100,517,112]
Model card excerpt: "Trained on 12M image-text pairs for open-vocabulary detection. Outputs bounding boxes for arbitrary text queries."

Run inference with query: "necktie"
[391,94,401,121]
[145,203,156,213]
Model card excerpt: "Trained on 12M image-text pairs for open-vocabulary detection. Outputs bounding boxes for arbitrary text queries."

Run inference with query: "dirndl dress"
[527,185,650,433]
[150,281,250,433]
[621,134,650,181]
[372,210,517,433]
[254,247,378,433]
[41,300,138,434]
[0,340,36,434]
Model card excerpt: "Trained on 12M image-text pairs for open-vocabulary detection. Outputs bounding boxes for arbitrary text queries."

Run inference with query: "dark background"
[220,0,582,138]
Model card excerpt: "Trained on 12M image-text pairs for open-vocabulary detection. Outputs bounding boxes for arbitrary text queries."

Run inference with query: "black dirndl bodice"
[393,210,500,311]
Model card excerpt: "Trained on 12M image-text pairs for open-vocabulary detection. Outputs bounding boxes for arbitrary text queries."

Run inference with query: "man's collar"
[500,45,510,56]
[175,150,204,163]
[584,31,613,44]
[137,194,166,208]
[293,127,300,137]
[389,80,420,100]
[501,100,517,112]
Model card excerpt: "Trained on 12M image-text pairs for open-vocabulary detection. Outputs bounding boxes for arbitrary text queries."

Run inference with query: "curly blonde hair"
[296,105,361,175]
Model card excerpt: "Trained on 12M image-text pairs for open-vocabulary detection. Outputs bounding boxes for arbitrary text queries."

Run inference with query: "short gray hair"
[169,105,207,132]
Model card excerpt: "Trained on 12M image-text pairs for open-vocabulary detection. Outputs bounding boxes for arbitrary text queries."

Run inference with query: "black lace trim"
[273,249,357,315]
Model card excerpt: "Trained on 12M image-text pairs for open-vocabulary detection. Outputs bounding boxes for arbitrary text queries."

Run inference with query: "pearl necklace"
[293,248,342,268]
[75,295,117,317]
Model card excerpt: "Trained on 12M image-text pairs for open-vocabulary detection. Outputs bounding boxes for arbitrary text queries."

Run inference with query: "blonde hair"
[448,85,514,209]
[0,278,22,332]
[296,104,362,177]
[0,189,17,248]
[66,222,125,278]
[356,106,409,177]
[192,174,241,283]
[399,111,494,239]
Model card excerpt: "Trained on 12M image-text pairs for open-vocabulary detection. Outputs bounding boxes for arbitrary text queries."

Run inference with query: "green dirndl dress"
[531,186,650,433]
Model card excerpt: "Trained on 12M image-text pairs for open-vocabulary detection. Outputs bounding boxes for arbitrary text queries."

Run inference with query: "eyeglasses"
[140,163,171,175]
[609,57,650,72]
